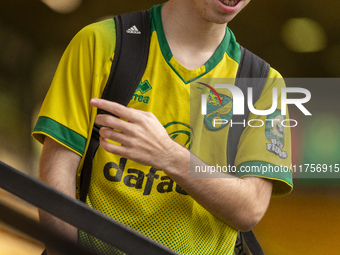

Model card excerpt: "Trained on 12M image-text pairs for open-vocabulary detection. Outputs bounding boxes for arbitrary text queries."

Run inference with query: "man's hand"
[90,98,273,232]
[90,98,181,170]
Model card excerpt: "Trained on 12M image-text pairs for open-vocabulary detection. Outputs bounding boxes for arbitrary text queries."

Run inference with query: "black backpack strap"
[242,231,265,255]
[230,46,270,255]
[100,10,151,110]
[227,46,270,167]
[79,10,151,202]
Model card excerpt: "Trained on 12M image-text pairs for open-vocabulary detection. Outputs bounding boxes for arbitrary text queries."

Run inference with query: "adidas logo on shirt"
[126,25,141,34]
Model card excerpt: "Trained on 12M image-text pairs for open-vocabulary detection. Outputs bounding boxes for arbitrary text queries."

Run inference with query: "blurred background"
[0,0,339,254]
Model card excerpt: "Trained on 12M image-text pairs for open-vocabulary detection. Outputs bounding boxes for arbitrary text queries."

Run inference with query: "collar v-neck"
[150,4,233,84]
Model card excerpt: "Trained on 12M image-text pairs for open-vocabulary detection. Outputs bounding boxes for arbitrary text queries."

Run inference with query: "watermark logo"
[195,79,312,129]
[201,84,311,116]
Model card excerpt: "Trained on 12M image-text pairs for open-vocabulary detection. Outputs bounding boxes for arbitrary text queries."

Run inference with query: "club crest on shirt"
[265,109,287,159]
[204,93,233,131]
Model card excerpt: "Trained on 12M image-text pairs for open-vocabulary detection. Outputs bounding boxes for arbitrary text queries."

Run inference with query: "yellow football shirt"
[33,4,293,255]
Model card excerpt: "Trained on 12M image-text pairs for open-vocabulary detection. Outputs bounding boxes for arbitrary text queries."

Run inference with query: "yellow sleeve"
[32,19,116,156]
[235,68,293,196]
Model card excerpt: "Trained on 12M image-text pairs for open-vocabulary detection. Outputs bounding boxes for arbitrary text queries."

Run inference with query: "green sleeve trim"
[236,161,293,196]
[32,116,86,155]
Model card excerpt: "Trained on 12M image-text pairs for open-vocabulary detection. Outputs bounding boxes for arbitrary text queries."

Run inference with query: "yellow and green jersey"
[33,4,293,255]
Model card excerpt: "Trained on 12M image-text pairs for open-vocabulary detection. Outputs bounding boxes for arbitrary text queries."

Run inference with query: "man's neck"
[162,0,227,70]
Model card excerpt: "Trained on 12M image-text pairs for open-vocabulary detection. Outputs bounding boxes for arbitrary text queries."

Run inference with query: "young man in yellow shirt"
[33,0,293,254]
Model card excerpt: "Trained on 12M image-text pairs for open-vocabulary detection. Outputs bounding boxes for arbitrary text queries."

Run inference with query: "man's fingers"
[90,98,139,122]
[95,114,133,134]
[99,136,128,157]
[99,127,130,145]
